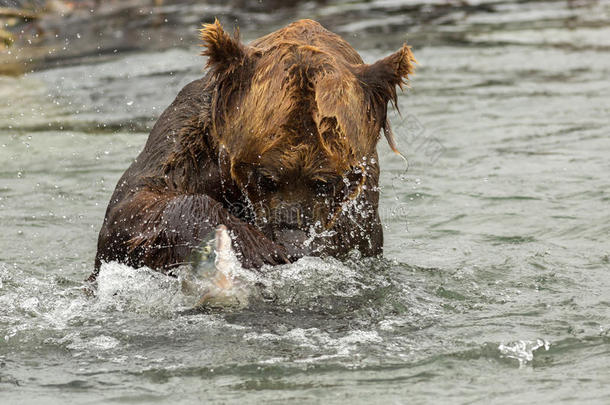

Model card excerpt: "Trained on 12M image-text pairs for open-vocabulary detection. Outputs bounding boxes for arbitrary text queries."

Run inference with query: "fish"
[181,225,249,310]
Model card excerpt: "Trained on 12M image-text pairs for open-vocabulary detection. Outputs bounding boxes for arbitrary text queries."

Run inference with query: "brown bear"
[89,19,415,282]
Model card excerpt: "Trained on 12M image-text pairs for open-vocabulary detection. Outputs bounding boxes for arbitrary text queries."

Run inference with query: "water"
[1,0,609,403]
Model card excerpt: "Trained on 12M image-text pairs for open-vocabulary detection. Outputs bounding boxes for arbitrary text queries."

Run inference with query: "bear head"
[200,19,416,240]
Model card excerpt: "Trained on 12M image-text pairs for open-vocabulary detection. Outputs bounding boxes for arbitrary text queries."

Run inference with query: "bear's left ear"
[352,44,416,156]
[200,18,249,74]
[353,43,417,109]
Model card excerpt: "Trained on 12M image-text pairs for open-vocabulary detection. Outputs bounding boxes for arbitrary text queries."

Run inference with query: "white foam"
[95,261,184,315]
[498,338,550,367]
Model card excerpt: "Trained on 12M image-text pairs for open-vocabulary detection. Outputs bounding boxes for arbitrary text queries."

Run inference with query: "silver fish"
[182,225,249,310]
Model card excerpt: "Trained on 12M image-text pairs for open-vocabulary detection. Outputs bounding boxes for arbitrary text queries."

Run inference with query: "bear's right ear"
[200,18,248,74]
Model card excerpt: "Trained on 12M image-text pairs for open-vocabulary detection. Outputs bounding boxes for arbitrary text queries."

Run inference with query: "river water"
[1,0,609,403]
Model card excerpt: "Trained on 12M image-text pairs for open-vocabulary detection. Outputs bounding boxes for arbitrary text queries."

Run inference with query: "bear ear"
[352,43,416,157]
[200,18,248,73]
[354,43,416,109]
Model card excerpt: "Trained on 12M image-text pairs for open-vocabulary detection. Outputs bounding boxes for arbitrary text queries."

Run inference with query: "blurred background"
[1,0,606,74]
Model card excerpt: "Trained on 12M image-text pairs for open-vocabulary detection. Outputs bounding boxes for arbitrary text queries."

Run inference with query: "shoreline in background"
[1,0,604,75]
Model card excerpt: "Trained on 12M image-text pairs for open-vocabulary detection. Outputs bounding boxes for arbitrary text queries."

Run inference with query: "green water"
[1,0,609,403]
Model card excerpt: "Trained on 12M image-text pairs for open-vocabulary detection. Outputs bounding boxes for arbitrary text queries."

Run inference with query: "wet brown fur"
[90,19,415,282]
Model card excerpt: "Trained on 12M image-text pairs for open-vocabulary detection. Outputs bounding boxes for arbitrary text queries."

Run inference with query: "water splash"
[242,256,397,314]
[95,262,184,316]
[92,255,403,317]
[498,338,550,367]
